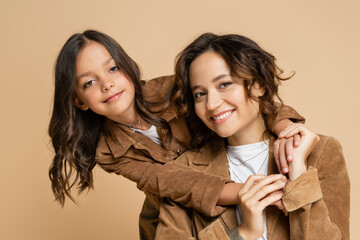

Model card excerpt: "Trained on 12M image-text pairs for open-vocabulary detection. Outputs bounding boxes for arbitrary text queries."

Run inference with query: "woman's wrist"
[288,160,307,181]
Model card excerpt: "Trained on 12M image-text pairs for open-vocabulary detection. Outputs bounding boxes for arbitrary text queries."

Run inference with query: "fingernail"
[283,168,288,173]
[287,155,292,160]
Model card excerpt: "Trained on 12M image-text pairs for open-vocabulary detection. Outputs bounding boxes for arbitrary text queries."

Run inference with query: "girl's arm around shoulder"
[96,143,230,217]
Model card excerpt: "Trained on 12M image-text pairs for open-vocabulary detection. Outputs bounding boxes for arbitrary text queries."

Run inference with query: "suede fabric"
[155,136,350,240]
[94,75,306,240]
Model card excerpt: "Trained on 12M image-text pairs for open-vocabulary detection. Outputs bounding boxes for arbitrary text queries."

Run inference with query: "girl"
[155,33,350,239]
[48,30,304,239]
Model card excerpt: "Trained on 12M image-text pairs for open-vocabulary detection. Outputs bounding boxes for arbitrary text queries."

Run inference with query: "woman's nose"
[206,92,223,110]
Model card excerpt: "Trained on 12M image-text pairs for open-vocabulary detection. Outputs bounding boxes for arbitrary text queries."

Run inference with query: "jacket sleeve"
[96,151,230,217]
[282,137,350,240]
[267,103,306,133]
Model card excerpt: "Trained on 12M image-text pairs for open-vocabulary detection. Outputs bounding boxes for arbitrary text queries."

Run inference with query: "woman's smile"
[211,110,234,124]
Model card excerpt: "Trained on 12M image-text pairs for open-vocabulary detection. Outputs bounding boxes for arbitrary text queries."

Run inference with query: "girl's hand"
[274,135,301,174]
[237,174,287,239]
[278,123,319,181]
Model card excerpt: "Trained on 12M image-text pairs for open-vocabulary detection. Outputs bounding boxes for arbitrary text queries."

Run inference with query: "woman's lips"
[211,110,234,124]
[104,92,123,103]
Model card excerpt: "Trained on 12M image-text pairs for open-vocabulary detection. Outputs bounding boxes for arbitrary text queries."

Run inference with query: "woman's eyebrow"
[213,74,230,82]
[191,74,231,91]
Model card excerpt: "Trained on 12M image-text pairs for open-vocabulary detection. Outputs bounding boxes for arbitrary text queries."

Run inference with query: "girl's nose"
[102,78,115,92]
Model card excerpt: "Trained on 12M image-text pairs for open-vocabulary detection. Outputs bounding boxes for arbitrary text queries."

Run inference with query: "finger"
[285,138,294,163]
[273,140,282,174]
[279,123,299,138]
[281,124,307,139]
[241,175,286,201]
[258,190,283,210]
[238,175,266,197]
[293,134,301,147]
[250,180,286,203]
[268,191,285,211]
[271,199,285,212]
[279,139,288,174]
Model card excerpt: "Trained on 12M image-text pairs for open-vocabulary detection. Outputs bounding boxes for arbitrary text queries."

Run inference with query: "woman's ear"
[252,82,266,97]
[74,97,89,111]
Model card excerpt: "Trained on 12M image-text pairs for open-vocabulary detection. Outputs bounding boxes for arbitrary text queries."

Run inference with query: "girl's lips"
[104,92,123,103]
[211,110,234,124]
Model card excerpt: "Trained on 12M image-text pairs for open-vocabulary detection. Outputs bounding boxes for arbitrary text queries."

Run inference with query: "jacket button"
[161,129,166,134]
[137,141,141,145]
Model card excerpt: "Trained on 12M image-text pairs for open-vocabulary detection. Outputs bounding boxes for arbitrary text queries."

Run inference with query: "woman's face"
[74,41,136,123]
[189,51,266,145]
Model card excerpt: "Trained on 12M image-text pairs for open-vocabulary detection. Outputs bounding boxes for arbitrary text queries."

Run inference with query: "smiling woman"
[189,51,266,146]
[155,33,350,240]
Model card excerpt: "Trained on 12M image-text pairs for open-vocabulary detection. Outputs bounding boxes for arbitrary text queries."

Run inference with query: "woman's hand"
[237,174,287,239]
[278,123,319,181]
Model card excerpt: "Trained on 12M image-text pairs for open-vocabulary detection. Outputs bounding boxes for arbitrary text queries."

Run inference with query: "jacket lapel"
[266,136,288,239]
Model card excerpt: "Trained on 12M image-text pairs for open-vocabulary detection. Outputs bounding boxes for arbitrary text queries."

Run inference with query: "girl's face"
[189,51,266,146]
[74,41,136,123]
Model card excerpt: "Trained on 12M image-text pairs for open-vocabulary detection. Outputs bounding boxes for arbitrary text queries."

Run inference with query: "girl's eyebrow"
[103,57,113,66]
[77,58,114,79]
[191,74,230,91]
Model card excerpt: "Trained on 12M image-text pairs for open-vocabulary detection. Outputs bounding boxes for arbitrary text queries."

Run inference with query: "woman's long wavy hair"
[49,30,171,206]
[173,33,293,149]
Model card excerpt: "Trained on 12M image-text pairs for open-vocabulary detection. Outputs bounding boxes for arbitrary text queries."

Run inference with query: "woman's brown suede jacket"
[155,136,350,240]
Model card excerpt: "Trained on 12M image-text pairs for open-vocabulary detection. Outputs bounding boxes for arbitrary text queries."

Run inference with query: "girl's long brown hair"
[173,33,293,148]
[49,30,171,206]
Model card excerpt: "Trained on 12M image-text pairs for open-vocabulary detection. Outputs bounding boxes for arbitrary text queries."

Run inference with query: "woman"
[155,33,350,239]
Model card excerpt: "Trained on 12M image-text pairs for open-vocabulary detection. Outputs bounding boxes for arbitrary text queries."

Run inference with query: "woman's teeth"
[213,111,232,121]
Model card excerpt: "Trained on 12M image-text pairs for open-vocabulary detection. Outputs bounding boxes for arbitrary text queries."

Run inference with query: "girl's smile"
[104,91,123,103]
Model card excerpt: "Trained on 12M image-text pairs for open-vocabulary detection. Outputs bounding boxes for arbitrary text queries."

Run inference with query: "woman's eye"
[84,80,95,89]
[194,92,205,99]
[109,66,119,72]
[219,81,232,88]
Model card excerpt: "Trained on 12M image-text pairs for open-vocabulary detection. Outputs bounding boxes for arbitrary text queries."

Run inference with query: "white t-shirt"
[227,140,270,240]
[131,125,161,145]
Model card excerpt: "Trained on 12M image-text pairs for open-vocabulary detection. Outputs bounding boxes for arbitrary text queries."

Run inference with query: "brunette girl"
[48,30,304,239]
[155,33,350,239]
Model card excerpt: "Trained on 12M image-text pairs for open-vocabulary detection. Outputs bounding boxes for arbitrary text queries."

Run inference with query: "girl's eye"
[109,66,119,73]
[194,92,205,99]
[84,80,95,89]
[219,81,232,89]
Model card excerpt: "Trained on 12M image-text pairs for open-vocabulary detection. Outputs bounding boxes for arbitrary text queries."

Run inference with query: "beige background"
[1,0,359,239]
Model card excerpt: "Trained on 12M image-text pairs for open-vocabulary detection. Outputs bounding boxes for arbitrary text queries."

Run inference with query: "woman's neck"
[227,115,268,146]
